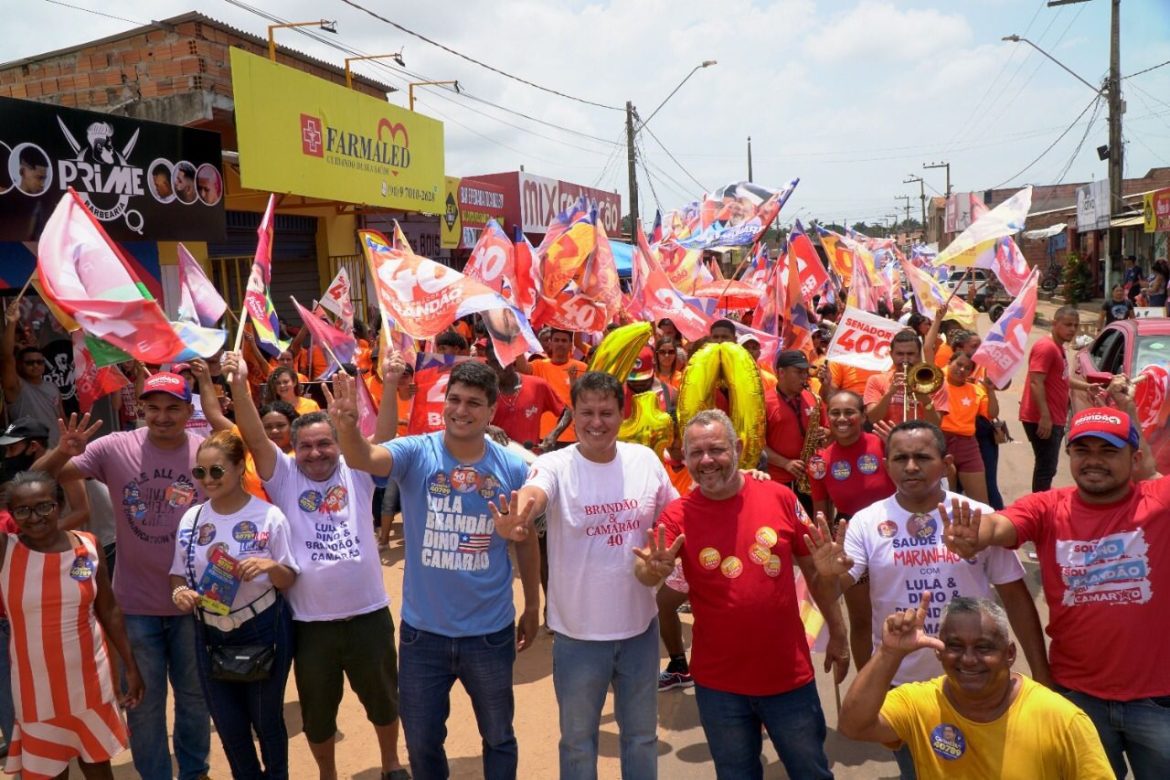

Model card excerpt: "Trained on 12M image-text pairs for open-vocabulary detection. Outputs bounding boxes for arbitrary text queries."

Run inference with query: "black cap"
[0,417,51,446]
[775,350,810,369]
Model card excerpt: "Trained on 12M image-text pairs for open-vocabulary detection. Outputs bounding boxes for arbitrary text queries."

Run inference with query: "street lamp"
[267,20,337,61]
[408,80,460,111]
[344,50,407,90]
[626,60,717,236]
[1001,35,1102,94]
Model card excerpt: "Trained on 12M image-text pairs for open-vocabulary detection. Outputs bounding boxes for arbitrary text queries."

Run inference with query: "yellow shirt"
[880,676,1112,780]
[293,396,321,415]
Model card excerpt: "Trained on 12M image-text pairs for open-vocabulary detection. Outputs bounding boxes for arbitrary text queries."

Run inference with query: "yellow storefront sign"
[230,48,444,211]
[441,176,461,249]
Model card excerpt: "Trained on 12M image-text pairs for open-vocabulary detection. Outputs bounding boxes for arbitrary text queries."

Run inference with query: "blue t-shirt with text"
[385,432,529,637]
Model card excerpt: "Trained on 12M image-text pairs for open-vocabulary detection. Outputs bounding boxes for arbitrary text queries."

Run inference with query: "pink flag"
[319,266,356,334]
[291,296,356,379]
[464,219,516,301]
[177,244,227,327]
[991,237,1032,297]
[973,269,1039,389]
[243,194,286,354]
[355,367,379,438]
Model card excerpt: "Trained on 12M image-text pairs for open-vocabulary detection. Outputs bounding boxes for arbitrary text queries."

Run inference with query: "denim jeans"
[892,740,917,779]
[398,620,518,780]
[694,680,832,780]
[1022,422,1065,493]
[1058,686,1170,779]
[124,614,211,780]
[194,598,294,780]
[552,618,659,780]
[0,618,12,746]
[974,416,1004,510]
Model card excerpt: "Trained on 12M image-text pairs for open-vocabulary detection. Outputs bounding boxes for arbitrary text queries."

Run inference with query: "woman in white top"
[169,430,299,780]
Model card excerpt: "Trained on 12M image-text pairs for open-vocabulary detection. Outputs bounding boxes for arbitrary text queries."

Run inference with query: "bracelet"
[171,585,192,604]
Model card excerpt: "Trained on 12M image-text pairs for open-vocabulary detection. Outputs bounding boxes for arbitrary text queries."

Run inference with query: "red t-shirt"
[808,433,895,517]
[1019,337,1070,425]
[764,388,825,484]
[1002,477,1170,699]
[492,375,565,446]
[660,478,814,696]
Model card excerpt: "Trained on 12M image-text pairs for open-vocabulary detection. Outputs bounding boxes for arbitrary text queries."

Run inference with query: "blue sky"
[8,0,1169,228]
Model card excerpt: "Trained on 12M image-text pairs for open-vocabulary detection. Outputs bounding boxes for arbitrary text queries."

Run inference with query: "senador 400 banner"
[0,96,225,241]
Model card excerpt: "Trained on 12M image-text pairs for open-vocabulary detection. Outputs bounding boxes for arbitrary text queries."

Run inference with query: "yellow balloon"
[587,321,653,380]
[677,342,765,469]
[618,391,675,456]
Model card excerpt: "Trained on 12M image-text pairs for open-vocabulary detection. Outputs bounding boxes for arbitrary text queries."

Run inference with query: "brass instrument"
[902,361,945,420]
[795,395,822,495]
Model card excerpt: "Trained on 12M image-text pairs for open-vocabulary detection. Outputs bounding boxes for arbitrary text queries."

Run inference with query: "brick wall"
[0,14,389,111]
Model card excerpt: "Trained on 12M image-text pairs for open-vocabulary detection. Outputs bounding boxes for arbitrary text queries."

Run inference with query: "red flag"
[782,251,813,352]
[354,364,379,438]
[242,194,287,354]
[787,222,831,301]
[631,223,712,342]
[464,219,516,300]
[71,331,129,413]
[291,296,356,378]
[973,269,1039,389]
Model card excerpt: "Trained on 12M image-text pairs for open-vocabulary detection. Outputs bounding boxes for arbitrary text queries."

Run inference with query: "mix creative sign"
[0,95,225,241]
[230,48,444,212]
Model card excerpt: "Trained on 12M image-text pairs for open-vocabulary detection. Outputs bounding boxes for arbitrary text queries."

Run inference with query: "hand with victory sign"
[881,591,945,655]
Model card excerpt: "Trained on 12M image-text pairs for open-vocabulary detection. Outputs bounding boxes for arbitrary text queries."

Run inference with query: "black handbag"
[185,507,277,683]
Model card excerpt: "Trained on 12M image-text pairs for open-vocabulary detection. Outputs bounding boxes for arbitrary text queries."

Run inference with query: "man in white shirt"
[805,419,1049,780]
[494,371,678,779]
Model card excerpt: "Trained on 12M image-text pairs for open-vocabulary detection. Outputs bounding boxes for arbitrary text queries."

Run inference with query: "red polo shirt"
[764,388,825,485]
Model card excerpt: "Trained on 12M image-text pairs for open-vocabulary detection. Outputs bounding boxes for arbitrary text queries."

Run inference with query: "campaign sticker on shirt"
[698,547,722,570]
[208,542,229,559]
[478,474,501,500]
[808,455,827,480]
[232,520,258,543]
[755,526,778,547]
[877,520,898,539]
[195,523,217,546]
[299,490,324,513]
[428,472,452,496]
[69,556,95,582]
[857,454,879,475]
[906,513,937,540]
[165,481,195,508]
[324,485,348,513]
[764,554,782,577]
[748,543,772,565]
[720,556,744,579]
[831,460,852,481]
[451,465,480,494]
[930,723,966,760]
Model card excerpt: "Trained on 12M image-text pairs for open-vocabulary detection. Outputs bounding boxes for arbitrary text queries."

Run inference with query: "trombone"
[902,362,944,420]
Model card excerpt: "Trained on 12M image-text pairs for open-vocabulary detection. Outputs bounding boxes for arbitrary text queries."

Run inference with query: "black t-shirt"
[1102,299,1135,323]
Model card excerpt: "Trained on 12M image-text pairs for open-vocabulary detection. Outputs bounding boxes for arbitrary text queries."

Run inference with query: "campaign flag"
[649,209,663,244]
[242,194,287,355]
[899,259,980,330]
[36,188,225,364]
[846,254,876,311]
[71,331,129,413]
[540,209,598,298]
[177,244,227,327]
[816,226,855,287]
[291,297,356,379]
[1133,366,1170,475]
[535,195,589,257]
[318,266,356,333]
[693,279,763,310]
[934,186,1032,267]
[783,250,813,352]
[360,228,540,367]
[990,237,1032,297]
[972,269,1039,389]
[407,352,470,434]
[742,244,771,291]
[657,240,712,295]
[631,224,713,342]
[677,179,798,249]
[787,221,831,302]
[354,362,379,438]
[512,229,540,316]
[755,255,784,336]
[826,306,901,371]
[464,219,516,302]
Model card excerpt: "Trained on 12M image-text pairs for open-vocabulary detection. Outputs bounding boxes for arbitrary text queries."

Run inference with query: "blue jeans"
[892,740,917,779]
[398,620,518,780]
[552,618,659,780]
[194,599,294,780]
[124,614,211,780]
[0,619,12,746]
[694,680,832,780]
[975,416,1004,510]
[1058,686,1170,779]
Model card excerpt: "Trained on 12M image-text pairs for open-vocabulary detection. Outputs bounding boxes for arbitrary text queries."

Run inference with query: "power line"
[639,121,708,192]
[1125,59,1170,79]
[41,0,144,25]
[987,94,1102,189]
[335,0,623,111]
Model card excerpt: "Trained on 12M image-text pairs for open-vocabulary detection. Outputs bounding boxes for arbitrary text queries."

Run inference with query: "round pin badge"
[930,723,966,761]
[906,513,938,540]
[857,454,879,474]
[755,526,778,547]
[763,554,782,577]
[69,556,95,582]
[808,455,827,480]
[831,460,852,480]
[698,547,722,570]
[720,556,744,579]
[748,543,771,566]
[877,520,898,539]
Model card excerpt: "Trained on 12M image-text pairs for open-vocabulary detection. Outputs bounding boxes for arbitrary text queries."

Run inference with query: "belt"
[200,588,277,632]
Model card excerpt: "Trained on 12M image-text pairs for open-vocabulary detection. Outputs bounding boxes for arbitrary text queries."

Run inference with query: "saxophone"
[795,395,822,495]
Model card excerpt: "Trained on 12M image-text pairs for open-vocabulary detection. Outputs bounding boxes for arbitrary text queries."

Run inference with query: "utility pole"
[747,136,753,181]
[1107,0,1123,288]
[626,101,639,240]
[896,195,912,229]
[905,175,927,237]
[924,161,951,196]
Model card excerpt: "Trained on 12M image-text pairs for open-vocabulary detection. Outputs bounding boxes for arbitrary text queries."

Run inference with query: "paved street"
[102,302,1075,780]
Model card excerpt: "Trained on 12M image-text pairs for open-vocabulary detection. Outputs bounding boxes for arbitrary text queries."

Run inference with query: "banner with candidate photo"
[0,96,226,241]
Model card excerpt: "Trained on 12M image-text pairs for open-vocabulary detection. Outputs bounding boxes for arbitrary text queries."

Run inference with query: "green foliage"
[1062,253,1094,303]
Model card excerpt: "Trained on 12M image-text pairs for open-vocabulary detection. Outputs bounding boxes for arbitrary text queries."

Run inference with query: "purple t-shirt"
[73,428,205,615]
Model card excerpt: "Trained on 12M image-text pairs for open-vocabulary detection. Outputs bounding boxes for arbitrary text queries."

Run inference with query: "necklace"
[696,525,785,579]
[498,375,521,413]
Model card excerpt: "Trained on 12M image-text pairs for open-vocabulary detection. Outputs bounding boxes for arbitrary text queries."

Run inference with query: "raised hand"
[221,351,247,386]
[939,498,982,559]
[323,371,359,428]
[488,490,536,542]
[189,358,211,384]
[881,591,945,654]
[802,511,854,577]
[382,348,407,382]
[56,413,103,458]
[632,525,685,582]
[872,419,896,444]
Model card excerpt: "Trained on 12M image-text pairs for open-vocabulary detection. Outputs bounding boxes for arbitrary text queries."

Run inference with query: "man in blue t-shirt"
[332,360,539,780]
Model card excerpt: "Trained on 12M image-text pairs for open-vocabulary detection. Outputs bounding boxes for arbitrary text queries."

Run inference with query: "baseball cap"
[736,333,761,347]
[0,417,51,446]
[775,350,810,369]
[628,346,655,382]
[140,372,192,402]
[1068,407,1140,449]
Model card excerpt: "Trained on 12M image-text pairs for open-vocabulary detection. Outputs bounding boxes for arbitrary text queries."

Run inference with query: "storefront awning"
[1022,223,1066,240]
[1111,215,1145,228]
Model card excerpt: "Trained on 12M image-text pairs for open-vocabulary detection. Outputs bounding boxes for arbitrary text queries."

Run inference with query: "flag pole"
[14,270,36,304]
[232,302,248,351]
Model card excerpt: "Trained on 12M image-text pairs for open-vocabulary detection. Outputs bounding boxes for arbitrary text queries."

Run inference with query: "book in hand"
[198,547,242,616]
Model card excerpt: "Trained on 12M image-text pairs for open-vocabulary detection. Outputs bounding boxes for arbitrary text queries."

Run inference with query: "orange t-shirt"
[396,395,413,437]
[531,358,586,442]
[934,340,953,369]
[830,362,879,395]
[938,381,988,437]
[296,345,329,380]
[864,370,947,425]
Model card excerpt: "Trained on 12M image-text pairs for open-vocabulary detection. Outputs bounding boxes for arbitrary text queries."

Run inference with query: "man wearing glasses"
[2,300,64,447]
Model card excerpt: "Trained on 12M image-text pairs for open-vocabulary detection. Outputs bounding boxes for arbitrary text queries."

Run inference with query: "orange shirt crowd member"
[863,330,943,427]
[937,351,997,506]
[830,360,879,396]
[654,338,684,391]
[526,328,586,444]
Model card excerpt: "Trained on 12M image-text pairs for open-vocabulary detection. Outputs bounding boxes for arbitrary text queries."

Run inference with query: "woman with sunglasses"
[169,431,298,780]
[0,470,143,780]
[653,338,683,391]
[263,366,319,416]
[808,390,896,671]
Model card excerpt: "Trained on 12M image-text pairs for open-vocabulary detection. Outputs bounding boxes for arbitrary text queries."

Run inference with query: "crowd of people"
[0,289,1167,780]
